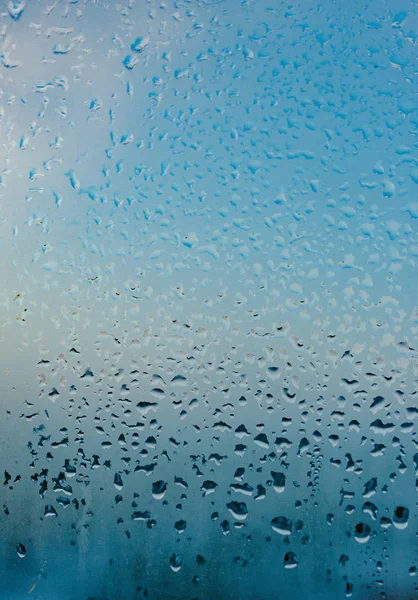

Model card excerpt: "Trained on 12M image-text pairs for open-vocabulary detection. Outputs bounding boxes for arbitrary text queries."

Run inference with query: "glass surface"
[0,1,417,599]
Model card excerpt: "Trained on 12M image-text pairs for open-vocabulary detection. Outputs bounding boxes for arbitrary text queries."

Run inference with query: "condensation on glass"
[0,1,417,599]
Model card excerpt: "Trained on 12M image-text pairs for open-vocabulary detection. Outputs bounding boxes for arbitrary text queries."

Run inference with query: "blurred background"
[0,0,417,598]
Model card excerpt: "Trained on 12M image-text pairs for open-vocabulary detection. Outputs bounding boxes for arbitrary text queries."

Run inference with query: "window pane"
[1,1,417,599]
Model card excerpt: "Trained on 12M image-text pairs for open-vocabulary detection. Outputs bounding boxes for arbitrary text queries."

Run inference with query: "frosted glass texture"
[0,1,417,599]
